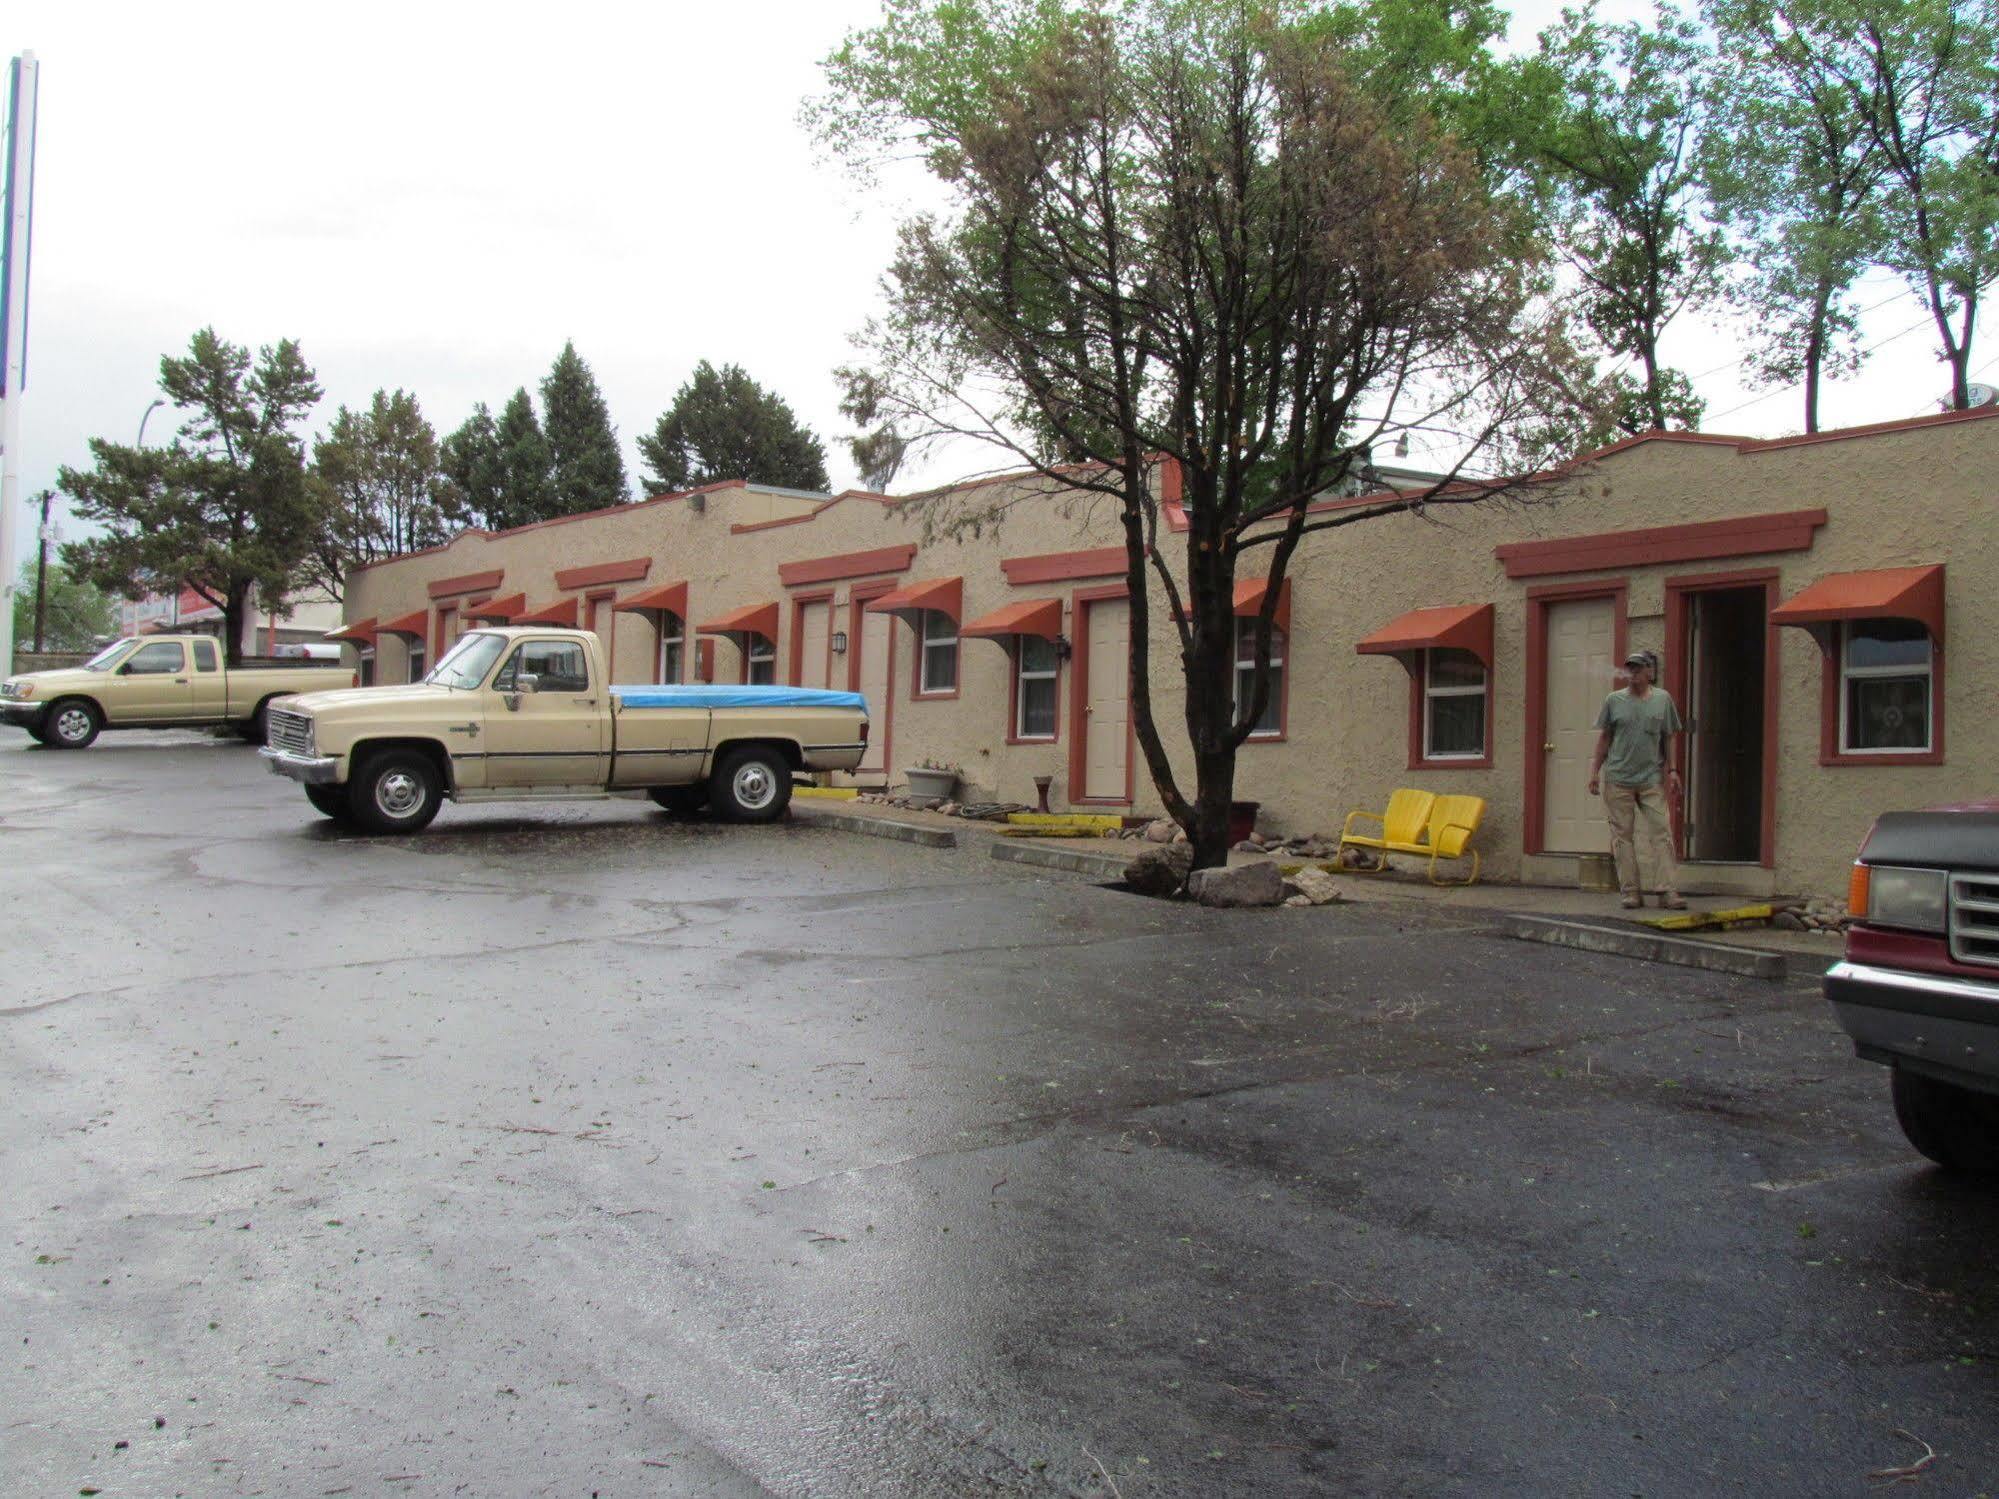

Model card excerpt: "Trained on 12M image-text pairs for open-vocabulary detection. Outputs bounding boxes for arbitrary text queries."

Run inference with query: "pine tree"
[304,390,464,598]
[639,360,832,495]
[440,403,506,529]
[539,341,628,514]
[493,388,553,531]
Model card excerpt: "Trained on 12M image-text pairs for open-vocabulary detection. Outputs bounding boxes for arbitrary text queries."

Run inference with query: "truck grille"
[266,709,314,757]
[1950,874,1999,968]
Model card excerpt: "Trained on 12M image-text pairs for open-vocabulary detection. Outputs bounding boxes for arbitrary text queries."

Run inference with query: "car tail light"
[859,717,870,746]
[1848,862,1870,921]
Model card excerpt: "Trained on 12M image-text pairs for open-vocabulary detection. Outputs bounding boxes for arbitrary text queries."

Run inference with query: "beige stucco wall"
[339,411,1999,898]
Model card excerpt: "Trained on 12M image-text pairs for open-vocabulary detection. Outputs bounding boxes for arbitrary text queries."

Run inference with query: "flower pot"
[1227,800,1260,845]
[905,767,958,801]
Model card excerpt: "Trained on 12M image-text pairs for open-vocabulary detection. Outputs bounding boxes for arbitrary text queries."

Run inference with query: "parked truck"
[1826,803,1999,1172]
[0,635,355,749]
[259,626,869,834]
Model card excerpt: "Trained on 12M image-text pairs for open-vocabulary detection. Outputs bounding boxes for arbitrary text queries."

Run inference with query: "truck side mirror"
[516,673,540,695]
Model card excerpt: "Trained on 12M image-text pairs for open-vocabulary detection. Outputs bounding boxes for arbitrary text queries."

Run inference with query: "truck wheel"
[346,750,442,835]
[45,698,102,750]
[648,785,708,816]
[711,746,791,823]
[1891,1065,1999,1174]
[304,785,350,821]
[240,698,276,746]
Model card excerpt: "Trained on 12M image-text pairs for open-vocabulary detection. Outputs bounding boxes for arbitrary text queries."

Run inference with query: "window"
[430,631,507,689]
[358,649,376,688]
[1841,620,1931,753]
[406,642,427,682]
[658,612,685,684]
[1015,635,1059,739]
[918,610,958,694]
[125,641,185,675]
[1423,648,1487,759]
[498,639,591,694]
[191,639,218,672]
[745,635,776,686]
[84,639,138,671]
[1233,618,1285,738]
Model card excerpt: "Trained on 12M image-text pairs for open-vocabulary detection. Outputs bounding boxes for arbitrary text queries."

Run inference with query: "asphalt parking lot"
[4,731,1997,1497]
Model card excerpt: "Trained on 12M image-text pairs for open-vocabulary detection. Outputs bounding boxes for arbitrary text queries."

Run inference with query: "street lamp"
[137,398,165,446]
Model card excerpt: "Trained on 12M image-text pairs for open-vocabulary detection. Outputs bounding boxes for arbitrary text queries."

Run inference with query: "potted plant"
[905,758,961,801]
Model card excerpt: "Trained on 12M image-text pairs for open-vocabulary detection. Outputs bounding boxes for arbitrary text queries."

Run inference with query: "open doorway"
[1680,585,1767,863]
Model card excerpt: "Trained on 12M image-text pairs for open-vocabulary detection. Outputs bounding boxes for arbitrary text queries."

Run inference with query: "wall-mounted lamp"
[830,631,849,655]
[1054,634,1073,660]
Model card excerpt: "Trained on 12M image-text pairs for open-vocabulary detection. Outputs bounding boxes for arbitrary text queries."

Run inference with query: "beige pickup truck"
[1,635,355,749]
[259,626,870,834]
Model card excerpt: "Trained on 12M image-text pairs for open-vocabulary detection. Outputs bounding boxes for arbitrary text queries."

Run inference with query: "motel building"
[336,406,1999,900]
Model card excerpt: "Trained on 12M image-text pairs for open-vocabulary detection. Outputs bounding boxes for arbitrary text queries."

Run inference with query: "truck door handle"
[175,678,189,684]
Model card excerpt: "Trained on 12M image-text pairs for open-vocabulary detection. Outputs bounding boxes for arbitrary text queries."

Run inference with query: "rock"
[1773,910,1807,931]
[938,801,959,816]
[1186,861,1287,909]
[1172,831,1190,845]
[1284,894,1313,908]
[1143,819,1178,844]
[1124,842,1193,897]
[1288,867,1344,906]
[1233,840,1263,854]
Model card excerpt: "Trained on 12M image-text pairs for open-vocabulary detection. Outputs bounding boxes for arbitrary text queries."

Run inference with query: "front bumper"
[1826,958,1999,1091]
[0,700,47,731]
[259,746,340,785]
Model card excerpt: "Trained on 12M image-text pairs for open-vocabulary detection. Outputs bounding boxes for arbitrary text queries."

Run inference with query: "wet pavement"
[3,732,1996,1496]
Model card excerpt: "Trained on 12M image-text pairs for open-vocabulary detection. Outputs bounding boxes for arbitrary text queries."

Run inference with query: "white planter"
[905,767,958,801]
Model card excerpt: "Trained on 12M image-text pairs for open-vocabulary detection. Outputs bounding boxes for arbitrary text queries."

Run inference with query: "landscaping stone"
[1284,894,1313,908]
[1233,839,1263,854]
[1187,861,1286,909]
[1773,910,1807,931]
[1124,842,1193,897]
[1288,867,1344,906]
[1143,819,1178,843]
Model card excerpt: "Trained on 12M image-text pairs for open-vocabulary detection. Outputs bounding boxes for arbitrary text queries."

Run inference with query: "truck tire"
[1891,1065,1999,1174]
[304,784,350,821]
[710,746,791,823]
[648,785,709,816]
[240,698,276,746]
[44,698,102,750]
[346,749,442,835]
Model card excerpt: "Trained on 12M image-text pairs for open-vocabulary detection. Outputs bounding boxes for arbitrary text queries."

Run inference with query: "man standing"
[1587,650,1686,911]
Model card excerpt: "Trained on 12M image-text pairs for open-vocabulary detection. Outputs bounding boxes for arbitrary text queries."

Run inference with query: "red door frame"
[432,603,457,660]
[848,580,899,782]
[788,590,837,688]
[1068,584,1135,806]
[1663,568,1781,869]
[1523,579,1628,857]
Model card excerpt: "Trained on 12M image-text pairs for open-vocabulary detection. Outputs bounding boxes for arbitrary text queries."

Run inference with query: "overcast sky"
[5,1,1988,567]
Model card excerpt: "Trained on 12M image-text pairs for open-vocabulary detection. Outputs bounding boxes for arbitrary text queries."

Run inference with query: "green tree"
[493,388,554,530]
[638,360,832,495]
[1704,0,1887,432]
[13,559,119,653]
[539,341,628,514]
[305,389,464,600]
[1520,2,1722,432]
[816,0,1599,871]
[60,328,326,663]
[440,402,506,530]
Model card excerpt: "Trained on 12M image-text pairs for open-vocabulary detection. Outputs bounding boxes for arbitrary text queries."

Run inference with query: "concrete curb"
[990,840,1130,879]
[1496,913,1786,980]
[790,803,958,849]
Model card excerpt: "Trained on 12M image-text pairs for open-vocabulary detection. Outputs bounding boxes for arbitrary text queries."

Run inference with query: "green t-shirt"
[1595,687,1683,787]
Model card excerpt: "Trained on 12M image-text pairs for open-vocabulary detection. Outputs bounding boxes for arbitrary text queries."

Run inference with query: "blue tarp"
[612,684,868,711]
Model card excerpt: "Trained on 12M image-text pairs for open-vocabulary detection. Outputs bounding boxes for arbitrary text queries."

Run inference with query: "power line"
[1703,311,1937,425]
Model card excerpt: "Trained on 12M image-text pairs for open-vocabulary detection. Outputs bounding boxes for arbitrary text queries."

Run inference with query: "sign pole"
[1,52,41,676]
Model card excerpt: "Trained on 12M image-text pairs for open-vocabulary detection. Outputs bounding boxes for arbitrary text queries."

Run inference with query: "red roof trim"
[1494,508,1827,580]
[427,569,504,599]
[554,557,652,590]
[467,592,525,622]
[1356,602,1495,665]
[379,609,430,638]
[963,598,1063,642]
[999,547,1129,585]
[615,580,689,617]
[696,601,780,640]
[1771,564,1946,642]
[326,617,378,646]
[865,575,963,621]
[513,596,580,627]
[778,544,918,587]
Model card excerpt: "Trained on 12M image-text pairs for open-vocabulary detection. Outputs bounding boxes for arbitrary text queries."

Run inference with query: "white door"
[1082,597,1130,800]
[854,600,892,779]
[796,601,830,689]
[1542,597,1615,853]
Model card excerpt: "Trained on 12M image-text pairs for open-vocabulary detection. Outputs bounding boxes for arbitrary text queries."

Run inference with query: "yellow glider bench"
[1339,790,1487,886]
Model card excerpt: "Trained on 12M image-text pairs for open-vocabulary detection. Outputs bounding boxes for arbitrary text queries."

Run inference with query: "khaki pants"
[1603,780,1677,898]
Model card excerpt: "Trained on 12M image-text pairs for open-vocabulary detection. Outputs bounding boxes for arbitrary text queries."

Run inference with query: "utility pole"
[31,486,49,651]
[0,52,41,678]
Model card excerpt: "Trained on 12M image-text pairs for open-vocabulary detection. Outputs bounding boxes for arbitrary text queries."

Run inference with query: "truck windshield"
[427,631,509,689]
[82,640,137,671]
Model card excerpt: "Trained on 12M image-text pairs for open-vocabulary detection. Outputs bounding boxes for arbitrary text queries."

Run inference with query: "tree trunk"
[1803,284,1831,434]
[1188,746,1236,871]
[221,583,251,666]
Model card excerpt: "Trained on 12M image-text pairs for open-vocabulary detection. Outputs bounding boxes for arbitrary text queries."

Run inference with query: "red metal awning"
[326,617,378,647]
[1355,603,1494,665]
[961,598,1063,643]
[1233,577,1291,632]
[696,601,779,641]
[1771,565,1945,642]
[467,592,525,623]
[513,596,580,627]
[379,609,430,639]
[864,575,963,622]
[615,580,689,618]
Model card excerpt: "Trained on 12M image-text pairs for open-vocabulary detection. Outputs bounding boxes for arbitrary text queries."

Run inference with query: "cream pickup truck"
[1,635,354,749]
[259,625,869,834]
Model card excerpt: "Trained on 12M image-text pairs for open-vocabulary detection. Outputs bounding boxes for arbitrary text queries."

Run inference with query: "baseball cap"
[1623,649,1655,669]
